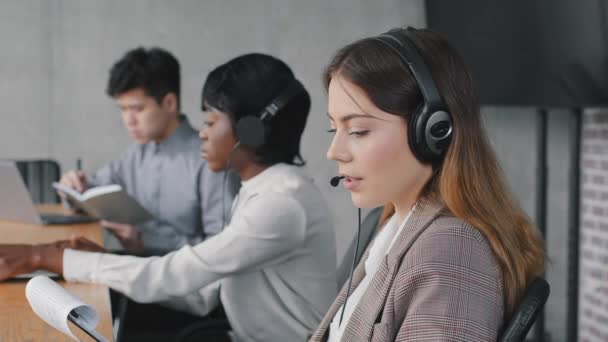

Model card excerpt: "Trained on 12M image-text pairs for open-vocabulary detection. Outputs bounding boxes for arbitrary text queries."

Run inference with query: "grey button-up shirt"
[87,115,238,253]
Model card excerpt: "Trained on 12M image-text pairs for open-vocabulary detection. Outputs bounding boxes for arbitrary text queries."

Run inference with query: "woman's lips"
[343,176,362,190]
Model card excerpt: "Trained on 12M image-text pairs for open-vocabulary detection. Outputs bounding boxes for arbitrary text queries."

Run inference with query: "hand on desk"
[0,238,105,281]
[67,236,106,253]
[0,245,39,281]
[101,220,144,253]
[0,241,65,281]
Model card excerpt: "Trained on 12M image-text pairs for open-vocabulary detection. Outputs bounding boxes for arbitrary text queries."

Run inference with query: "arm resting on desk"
[63,192,306,304]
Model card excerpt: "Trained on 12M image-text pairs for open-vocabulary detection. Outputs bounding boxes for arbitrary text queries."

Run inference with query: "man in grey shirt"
[59,47,236,254]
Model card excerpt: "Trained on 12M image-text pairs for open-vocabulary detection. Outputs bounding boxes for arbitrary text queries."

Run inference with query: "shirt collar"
[151,114,195,153]
[239,163,292,192]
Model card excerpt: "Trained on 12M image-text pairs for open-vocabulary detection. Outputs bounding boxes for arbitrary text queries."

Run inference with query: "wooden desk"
[0,205,114,341]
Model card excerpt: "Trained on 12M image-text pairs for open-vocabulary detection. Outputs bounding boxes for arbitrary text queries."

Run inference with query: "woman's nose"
[199,127,209,141]
[326,133,351,162]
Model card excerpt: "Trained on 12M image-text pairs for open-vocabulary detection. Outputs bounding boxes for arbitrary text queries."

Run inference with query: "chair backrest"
[337,207,383,288]
[499,277,550,342]
[14,159,61,204]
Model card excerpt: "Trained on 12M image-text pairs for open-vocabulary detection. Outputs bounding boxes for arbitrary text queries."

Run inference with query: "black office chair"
[173,207,384,342]
[172,317,232,342]
[498,277,550,342]
[14,159,61,204]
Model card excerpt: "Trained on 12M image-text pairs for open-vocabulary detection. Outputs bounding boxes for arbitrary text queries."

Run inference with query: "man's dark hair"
[201,53,311,166]
[106,47,180,108]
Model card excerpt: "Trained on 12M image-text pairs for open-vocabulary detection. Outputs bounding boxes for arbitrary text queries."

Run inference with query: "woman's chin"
[350,192,381,209]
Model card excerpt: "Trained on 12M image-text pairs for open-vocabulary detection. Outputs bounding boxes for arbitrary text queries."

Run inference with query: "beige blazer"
[310,198,504,341]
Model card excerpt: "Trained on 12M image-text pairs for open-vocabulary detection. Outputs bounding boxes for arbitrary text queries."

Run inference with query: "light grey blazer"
[310,198,504,341]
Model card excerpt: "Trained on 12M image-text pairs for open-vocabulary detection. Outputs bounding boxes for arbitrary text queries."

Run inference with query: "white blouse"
[64,163,338,342]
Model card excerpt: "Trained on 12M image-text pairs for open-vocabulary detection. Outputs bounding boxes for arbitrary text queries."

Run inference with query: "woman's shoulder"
[424,215,488,244]
[394,213,504,303]
[405,214,500,272]
[256,165,324,203]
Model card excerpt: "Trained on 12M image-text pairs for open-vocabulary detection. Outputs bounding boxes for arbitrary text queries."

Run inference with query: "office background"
[0,0,600,340]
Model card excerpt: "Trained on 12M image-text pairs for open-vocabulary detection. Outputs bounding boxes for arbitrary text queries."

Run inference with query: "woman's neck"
[391,165,434,222]
[392,177,432,223]
[392,196,418,223]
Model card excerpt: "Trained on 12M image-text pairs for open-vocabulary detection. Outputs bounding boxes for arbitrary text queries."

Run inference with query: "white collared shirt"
[64,163,338,342]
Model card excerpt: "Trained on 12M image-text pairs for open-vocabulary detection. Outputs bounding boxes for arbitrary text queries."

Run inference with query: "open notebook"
[53,182,152,225]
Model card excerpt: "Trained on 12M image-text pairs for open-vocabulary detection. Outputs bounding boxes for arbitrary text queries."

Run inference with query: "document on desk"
[25,276,108,342]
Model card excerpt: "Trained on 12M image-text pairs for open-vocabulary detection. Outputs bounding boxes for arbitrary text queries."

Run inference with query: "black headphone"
[372,27,453,163]
[234,79,305,149]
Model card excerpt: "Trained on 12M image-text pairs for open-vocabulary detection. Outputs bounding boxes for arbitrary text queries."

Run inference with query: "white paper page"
[25,275,106,341]
[80,185,122,201]
[52,182,84,201]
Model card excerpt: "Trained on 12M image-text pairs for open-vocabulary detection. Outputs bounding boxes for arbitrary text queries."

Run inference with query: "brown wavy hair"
[323,28,545,318]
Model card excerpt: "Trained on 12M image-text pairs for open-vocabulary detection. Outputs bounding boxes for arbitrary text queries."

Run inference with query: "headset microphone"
[327,176,359,327]
[330,176,345,187]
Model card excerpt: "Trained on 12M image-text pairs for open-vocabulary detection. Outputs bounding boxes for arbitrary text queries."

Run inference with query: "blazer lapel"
[386,198,444,271]
[340,198,445,341]
[310,199,445,342]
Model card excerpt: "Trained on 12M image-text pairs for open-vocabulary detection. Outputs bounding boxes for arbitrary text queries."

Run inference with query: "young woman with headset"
[311,27,545,341]
[0,53,338,342]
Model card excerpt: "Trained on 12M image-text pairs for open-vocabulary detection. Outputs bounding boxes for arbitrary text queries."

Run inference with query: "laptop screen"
[0,160,43,224]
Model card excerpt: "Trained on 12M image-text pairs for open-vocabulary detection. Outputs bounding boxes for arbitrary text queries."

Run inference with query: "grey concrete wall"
[0,1,52,159]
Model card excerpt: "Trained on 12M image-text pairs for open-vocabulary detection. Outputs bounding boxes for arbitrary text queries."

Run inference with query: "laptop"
[0,160,98,225]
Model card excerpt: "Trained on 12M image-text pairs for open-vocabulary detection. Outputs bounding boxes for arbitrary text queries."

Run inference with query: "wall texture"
[578,109,608,341]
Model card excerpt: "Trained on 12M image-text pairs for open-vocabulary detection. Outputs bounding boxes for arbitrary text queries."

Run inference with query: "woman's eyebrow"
[326,112,378,122]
